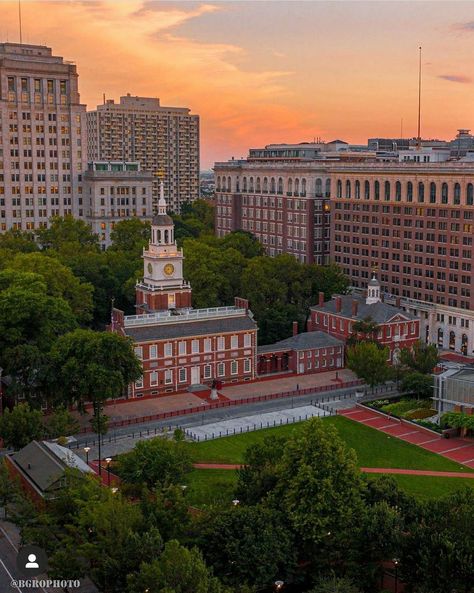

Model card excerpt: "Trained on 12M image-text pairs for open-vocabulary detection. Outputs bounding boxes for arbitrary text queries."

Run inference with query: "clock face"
[147,263,153,275]
[164,263,175,276]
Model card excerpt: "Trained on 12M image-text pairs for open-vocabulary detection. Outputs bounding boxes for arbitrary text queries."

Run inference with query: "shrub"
[405,408,437,420]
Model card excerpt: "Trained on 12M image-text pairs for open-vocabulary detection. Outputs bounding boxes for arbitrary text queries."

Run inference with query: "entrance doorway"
[191,366,200,385]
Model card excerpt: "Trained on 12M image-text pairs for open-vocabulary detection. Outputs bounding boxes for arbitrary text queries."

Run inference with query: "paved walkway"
[339,406,474,470]
[74,369,358,428]
[192,462,474,478]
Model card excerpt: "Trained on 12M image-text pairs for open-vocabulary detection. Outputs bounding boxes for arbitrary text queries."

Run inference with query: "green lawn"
[186,415,471,473]
[385,474,474,500]
[186,469,237,508]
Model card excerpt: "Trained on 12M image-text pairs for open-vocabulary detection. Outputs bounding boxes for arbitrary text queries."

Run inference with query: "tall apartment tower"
[87,94,199,213]
[0,43,87,231]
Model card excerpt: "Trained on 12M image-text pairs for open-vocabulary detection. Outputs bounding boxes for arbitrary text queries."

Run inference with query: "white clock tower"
[136,183,192,312]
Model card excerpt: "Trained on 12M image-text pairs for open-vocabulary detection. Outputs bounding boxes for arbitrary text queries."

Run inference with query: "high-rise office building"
[0,43,87,231]
[87,94,199,213]
[330,162,474,355]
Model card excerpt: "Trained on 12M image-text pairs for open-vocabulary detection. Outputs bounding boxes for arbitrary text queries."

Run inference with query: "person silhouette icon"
[25,554,39,569]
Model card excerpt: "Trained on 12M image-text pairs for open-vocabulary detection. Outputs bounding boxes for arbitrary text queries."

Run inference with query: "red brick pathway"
[339,406,474,470]
[192,462,474,478]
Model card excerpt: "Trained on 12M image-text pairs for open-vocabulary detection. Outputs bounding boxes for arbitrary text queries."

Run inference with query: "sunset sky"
[2,0,474,167]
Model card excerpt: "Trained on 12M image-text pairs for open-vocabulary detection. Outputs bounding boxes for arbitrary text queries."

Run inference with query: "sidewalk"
[75,369,358,429]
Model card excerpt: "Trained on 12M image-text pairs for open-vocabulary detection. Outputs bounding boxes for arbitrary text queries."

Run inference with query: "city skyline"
[2,0,474,168]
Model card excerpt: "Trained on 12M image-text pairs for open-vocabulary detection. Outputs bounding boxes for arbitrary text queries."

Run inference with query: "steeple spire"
[158,181,167,215]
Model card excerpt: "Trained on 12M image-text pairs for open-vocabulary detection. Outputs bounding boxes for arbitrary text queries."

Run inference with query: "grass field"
[184,415,474,507]
[185,415,471,473]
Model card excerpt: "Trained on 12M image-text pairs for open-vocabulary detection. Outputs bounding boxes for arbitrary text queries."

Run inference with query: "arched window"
[263,177,268,193]
[157,229,162,243]
[242,177,247,192]
[395,181,401,201]
[325,179,331,196]
[337,179,342,198]
[467,183,474,206]
[164,229,169,243]
[449,330,456,350]
[374,180,380,200]
[316,178,322,196]
[418,182,424,203]
[270,177,276,193]
[227,176,231,192]
[462,334,468,355]
[301,178,306,195]
[355,180,360,199]
[249,177,254,192]
[345,180,351,198]
[441,182,448,204]
[384,181,390,201]
[256,177,261,192]
[454,183,461,205]
[429,182,436,203]
[364,180,370,199]
[278,177,283,194]
[288,178,293,194]
[294,178,300,194]
[407,181,413,202]
[437,327,443,346]
[217,176,221,191]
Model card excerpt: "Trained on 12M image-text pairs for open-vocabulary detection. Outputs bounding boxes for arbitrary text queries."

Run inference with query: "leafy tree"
[346,316,380,347]
[235,435,287,504]
[199,505,296,588]
[400,341,439,375]
[109,218,150,256]
[37,215,100,253]
[271,418,365,574]
[140,484,190,541]
[0,229,38,253]
[44,406,80,439]
[346,342,391,390]
[0,403,44,449]
[127,540,227,593]
[307,576,362,593]
[0,284,78,403]
[219,231,264,258]
[49,329,141,468]
[116,437,192,489]
[6,252,94,324]
[400,372,434,399]
[0,460,22,518]
[400,489,474,593]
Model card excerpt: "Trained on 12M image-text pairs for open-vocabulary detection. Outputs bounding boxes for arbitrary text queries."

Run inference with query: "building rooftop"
[258,330,343,354]
[311,294,415,323]
[10,440,93,496]
[124,312,256,342]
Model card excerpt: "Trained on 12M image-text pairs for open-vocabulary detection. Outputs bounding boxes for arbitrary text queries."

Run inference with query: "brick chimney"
[293,321,298,336]
[318,291,325,307]
[335,296,342,313]
[395,297,401,308]
[351,300,359,317]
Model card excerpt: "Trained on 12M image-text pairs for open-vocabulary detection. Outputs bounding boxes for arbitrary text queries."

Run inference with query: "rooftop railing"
[124,306,247,327]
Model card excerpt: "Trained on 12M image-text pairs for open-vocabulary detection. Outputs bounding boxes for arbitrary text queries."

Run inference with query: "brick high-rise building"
[330,162,474,355]
[87,94,199,213]
[0,43,87,231]
[214,145,334,264]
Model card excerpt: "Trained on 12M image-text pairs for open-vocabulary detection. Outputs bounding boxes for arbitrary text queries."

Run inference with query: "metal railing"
[124,306,246,327]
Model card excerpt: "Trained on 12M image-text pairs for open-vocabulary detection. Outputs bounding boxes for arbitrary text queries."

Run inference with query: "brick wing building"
[309,276,420,362]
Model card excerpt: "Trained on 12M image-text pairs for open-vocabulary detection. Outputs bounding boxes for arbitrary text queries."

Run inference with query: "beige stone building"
[0,43,87,231]
[83,161,154,250]
[87,94,199,213]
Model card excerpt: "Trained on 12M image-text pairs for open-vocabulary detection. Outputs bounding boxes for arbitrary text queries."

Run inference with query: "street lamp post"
[105,457,112,486]
[274,581,284,592]
[84,447,90,466]
[232,499,240,506]
[393,558,399,593]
